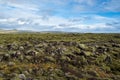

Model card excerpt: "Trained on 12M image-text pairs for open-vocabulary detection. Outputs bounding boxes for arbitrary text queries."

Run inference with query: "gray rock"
[23,71,29,75]
[78,44,88,50]
[8,62,15,66]
[2,54,10,61]
[26,50,38,56]
[0,73,3,77]
[19,74,26,80]
[19,46,24,50]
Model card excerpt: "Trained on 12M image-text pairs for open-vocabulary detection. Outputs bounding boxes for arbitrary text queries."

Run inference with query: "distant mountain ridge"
[0,29,18,33]
[0,29,66,34]
[0,29,37,33]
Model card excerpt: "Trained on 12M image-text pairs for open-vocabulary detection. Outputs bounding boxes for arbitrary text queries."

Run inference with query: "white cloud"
[0,0,39,11]
[104,0,120,12]
[73,0,120,12]
[0,14,119,32]
[0,0,120,32]
[74,0,96,6]
[18,21,26,25]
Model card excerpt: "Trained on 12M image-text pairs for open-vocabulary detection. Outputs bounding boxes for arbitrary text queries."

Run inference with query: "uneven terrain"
[0,33,120,80]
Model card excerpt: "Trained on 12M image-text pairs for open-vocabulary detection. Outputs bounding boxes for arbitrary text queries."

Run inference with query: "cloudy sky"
[0,0,120,32]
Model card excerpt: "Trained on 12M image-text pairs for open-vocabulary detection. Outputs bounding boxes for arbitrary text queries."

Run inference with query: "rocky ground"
[0,33,120,80]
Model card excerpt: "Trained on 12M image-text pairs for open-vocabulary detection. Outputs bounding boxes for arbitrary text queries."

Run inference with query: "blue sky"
[0,0,120,32]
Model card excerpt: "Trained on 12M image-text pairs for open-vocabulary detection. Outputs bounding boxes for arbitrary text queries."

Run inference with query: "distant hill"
[0,29,36,34]
[0,29,65,34]
[0,29,19,33]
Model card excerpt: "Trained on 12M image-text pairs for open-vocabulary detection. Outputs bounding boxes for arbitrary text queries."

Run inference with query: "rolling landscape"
[0,32,120,80]
[0,0,120,80]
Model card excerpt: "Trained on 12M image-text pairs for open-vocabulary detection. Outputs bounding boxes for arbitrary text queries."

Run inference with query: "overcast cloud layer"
[0,0,120,32]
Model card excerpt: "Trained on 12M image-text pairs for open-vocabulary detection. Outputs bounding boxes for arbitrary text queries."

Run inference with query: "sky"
[0,0,120,33]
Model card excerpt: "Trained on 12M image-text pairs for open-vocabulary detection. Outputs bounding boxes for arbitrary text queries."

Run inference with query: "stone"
[26,50,38,56]
[95,47,105,54]
[7,62,15,66]
[2,54,10,61]
[19,74,26,80]
[0,73,3,77]
[23,71,29,75]
[77,44,88,50]
[19,46,24,50]
[87,70,99,77]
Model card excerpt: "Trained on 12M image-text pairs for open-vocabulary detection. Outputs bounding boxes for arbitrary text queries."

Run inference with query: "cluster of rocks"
[0,40,120,80]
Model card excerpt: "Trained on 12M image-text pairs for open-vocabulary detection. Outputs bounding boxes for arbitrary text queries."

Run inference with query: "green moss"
[0,33,120,79]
